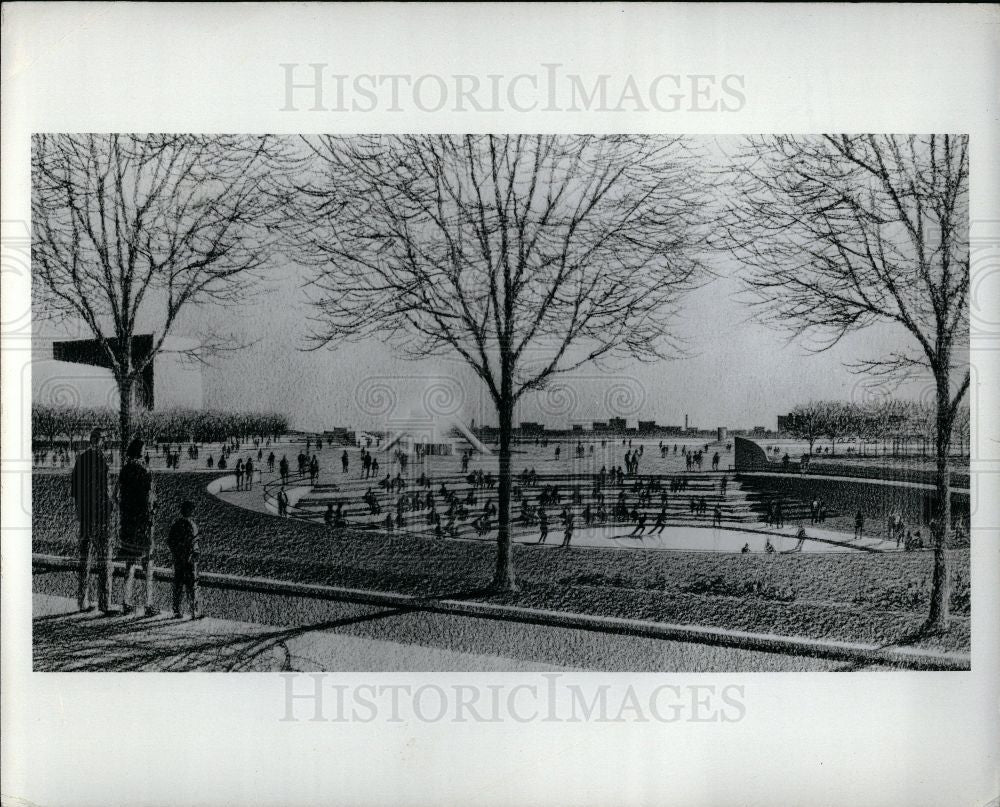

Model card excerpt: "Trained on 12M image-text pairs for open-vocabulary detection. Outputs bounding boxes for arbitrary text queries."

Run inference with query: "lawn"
[32,472,971,653]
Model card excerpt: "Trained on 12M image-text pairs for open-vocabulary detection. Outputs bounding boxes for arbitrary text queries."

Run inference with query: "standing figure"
[167,499,201,619]
[117,438,158,616]
[538,508,549,544]
[712,503,723,529]
[561,508,575,548]
[71,428,112,612]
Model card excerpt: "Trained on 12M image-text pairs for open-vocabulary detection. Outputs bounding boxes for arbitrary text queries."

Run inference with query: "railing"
[261,472,321,519]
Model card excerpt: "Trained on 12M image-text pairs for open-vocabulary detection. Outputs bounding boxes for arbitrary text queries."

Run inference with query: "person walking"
[277,486,289,517]
[279,455,289,484]
[167,499,201,619]
[244,456,255,491]
[117,438,158,616]
[71,428,112,612]
[341,450,349,474]
[560,508,575,548]
[854,509,864,540]
[538,507,549,544]
[712,503,723,529]
[235,458,244,491]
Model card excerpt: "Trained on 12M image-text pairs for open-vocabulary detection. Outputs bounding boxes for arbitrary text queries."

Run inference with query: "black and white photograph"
[28,132,974,673]
[3,4,998,807]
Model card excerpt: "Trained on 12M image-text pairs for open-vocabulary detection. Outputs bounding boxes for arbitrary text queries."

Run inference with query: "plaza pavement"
[32,567,968,672]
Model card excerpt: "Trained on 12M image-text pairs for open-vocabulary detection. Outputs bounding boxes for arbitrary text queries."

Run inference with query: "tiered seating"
[286,471,831,537]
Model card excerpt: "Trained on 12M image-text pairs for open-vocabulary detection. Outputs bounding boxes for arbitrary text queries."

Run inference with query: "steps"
[284,471,833,534]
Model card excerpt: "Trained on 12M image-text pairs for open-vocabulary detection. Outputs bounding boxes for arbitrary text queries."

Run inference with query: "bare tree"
[727,134,969,628]
[32,134,287,450]
[786,400,825,455]
[285,134,712,590]
[33,134,286,589]
[820,400,852,456]
[951,404,971,460]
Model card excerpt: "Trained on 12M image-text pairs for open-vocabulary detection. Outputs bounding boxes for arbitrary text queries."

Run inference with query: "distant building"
[750,426,766,437]
[592,421,608,432]
[716,426,728,443]
[638,420,657,434]
[777,413,799,433]
[608,417,627,432]
[519,421,545,435]
[571,424,584,432]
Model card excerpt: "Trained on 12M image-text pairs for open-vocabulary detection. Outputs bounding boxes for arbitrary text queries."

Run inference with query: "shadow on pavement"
[33,606,415,672]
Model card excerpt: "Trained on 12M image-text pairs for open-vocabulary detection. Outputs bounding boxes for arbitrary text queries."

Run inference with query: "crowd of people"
[294,456,742,547]
[63,429,954,608]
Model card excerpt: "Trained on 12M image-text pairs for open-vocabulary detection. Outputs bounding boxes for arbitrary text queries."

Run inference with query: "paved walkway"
[32,571,862,673]
[32,568,968,672]
[32,593,577,672]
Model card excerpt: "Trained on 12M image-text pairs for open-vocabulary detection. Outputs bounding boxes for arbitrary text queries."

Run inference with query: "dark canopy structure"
[52,334,156,408]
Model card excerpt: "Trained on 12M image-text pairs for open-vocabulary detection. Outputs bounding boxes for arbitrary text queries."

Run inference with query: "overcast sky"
[35,135,936,432]
[194,135,928,431]
[194,247,926,433]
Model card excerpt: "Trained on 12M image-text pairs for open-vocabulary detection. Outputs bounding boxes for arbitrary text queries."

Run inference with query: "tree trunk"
[492,391,517,592]
[118,377,134,463]
[927,376,953,630]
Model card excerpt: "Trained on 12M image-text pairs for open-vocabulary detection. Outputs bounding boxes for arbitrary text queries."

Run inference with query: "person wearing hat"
[71,428,112,612]
[116,436,158,616]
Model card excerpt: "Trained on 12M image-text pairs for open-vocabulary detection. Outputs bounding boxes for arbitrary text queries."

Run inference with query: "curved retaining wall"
[736,472,970,538]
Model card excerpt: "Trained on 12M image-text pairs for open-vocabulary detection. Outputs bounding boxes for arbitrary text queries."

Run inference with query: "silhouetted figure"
[561,508,575,548]
[71,428,112,613]
[538,508,549,544]
[117,438,158,616]
[168,499,201,619]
